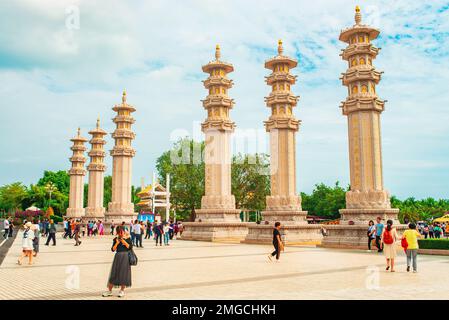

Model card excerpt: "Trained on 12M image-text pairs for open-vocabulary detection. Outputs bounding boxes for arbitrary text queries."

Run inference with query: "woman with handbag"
[103,226,134,298]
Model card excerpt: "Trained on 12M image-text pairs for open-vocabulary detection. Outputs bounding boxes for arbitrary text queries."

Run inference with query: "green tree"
[301,182,347,219]
[37,170,70,194]
[232,153,270,212]
[103,175,112,208]
[156,139,205,221]
[0,182,28,213]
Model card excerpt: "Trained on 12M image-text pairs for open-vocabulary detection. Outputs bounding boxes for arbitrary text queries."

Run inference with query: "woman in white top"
[18,222,35,265]
[381,219,399,272]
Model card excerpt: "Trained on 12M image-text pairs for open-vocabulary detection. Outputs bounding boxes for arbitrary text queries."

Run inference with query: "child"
[402,223,422,273]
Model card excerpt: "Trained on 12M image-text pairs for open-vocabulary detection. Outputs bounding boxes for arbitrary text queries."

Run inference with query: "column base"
[261,209,308,225]
[339,208,400,225]
[181,208,248,242]
[194,208,242,223]
[320,224,407,249]
[106,202,135,223]
[181,221,249,242]
[84,207,105,219]
[242,223,323,245]
[66,208,85,218]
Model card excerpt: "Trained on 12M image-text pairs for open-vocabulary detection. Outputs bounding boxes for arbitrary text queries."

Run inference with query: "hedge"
[418,239,449,250]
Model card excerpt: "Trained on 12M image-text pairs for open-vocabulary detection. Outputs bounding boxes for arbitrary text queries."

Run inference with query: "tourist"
[119,221,126,233]
[139,221,145,246]
[367,220,376,251]
[32,219,40,257]
[87,220,92,236]
[92,220,98,236]
[103,226,133,298]
[268,222,283,262]
[428,224,434,238]
[110,220,115,235]
[402,223,422,273]
[18,222,35,265]
[45,219,57,246]
[381,219,399,272]
[374,217,384,252]
[178,222,184,237]
[434,223,442,239]
[99,221,104,236]
[169,222,175,240]
[446,224,449,238]
[134,220,143,248]
[154,222,162,246]
[3,217,9,239]
[173,222,179,239]
[74,220,82,246]
[145,221,152,239]
[423,224,429,239]
[8,218,13,238]
[63,219,68,238]
[82,220,87,237]
[130,220,135,245]
[163,222,170,246]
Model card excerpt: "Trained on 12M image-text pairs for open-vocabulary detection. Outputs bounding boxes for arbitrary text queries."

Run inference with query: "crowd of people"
[417,222,448,239]
[366,217,445,273]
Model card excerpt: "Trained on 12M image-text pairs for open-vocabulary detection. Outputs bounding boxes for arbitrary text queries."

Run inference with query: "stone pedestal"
[245,224,323,245]
[180,45,248,242]
[320,223,407,249]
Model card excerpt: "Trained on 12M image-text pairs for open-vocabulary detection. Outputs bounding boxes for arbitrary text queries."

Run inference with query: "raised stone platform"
[243,223,323,245]
[181,221,250,242]
[320,224,407,249]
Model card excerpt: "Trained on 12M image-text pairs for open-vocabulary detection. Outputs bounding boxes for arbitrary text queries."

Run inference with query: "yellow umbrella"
[433,214,449,223]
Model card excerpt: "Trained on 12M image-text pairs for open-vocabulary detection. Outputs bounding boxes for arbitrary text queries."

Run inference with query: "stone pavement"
[0,232,448,300]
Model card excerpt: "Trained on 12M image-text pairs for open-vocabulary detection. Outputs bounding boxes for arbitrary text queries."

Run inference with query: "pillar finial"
[122,90,127,104]
[215,44,221,60]
[278,39,283,55]
[355,5,362,24]
[77,127,81,136]
[96,117,100,128]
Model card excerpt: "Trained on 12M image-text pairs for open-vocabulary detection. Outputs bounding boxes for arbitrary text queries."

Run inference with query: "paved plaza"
[0,232,448,300]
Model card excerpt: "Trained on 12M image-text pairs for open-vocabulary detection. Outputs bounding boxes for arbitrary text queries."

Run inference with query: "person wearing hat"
[18,221,35,265]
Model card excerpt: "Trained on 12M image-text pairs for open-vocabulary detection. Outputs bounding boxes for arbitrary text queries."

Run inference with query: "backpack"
[383,229,394,244]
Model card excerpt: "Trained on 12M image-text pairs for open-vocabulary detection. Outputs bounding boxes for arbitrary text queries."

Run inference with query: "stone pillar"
[106,91,136,222]
[181,45,248,242]
[66,128,87,218]
[262,40,307,224]
[321,6,401,249]
[338,6,399,225]
[85,118,107,219]
[244,41,322,245]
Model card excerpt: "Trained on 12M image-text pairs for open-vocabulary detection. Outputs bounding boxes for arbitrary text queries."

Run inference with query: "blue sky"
[0,0,448,200]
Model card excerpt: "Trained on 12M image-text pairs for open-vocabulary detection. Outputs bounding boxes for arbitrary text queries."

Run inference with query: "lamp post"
[45,182,57,206]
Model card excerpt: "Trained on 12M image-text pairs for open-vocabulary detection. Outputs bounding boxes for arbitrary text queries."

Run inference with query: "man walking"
[268,222,283,262]
[45,219,57,246]
[375,217,384,252]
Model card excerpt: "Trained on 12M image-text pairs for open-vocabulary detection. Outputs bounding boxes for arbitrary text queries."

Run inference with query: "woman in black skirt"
[103,226,132,298]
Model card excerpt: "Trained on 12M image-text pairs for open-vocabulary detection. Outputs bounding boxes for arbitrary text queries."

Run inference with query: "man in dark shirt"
[268,222,283,262]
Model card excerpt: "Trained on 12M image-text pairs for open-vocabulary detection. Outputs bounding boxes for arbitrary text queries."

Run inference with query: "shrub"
[418,239,449,250]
